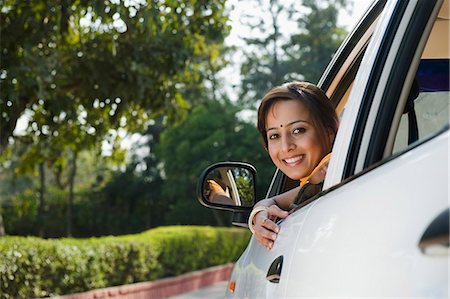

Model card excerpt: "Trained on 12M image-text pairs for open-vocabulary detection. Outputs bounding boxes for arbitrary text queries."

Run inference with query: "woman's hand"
[253,205,289,250]
[206,180,234,205]
[207,180,228,196]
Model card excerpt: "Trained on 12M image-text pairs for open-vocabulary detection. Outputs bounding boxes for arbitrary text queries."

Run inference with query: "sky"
[226,0,373,46]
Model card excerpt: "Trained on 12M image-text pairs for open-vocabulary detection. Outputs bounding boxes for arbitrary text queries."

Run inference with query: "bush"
[0,226,250,298]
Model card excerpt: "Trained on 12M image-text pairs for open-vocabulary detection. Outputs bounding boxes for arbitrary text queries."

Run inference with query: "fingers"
[208,180,224,193]
[253,206,288,250]
[267,204,289,220]
[254,221,277,250]
[260,216,280,235]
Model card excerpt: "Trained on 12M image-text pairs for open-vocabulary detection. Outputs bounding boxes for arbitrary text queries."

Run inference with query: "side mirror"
[197,162,256,211]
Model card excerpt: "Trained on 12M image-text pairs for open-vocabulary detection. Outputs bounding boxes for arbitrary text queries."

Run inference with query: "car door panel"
[285,131,448,297]
[227,204,316,298]
[219,0,448,297]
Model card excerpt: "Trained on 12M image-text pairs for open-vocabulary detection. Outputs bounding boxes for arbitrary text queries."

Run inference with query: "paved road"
[168,281,228,299]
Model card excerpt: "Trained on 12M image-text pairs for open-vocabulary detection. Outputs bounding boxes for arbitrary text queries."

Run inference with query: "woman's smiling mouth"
[283,155,304,166]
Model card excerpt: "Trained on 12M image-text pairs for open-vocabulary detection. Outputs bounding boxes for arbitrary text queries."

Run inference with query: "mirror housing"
[197,162,256,212]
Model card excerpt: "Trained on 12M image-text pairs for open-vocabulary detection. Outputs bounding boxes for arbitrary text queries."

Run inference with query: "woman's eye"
[293,127,306,135]
[268,133,279,140]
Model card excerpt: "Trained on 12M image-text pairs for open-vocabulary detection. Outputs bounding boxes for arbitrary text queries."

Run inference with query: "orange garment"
[300,153,332,186]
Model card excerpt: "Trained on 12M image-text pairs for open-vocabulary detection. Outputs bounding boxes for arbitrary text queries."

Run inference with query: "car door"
[226,0,448,298]
[285,0,449,297]
[225,1,387,298]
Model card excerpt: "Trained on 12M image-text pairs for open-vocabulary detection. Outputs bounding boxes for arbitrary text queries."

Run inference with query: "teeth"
[284,155,303,164]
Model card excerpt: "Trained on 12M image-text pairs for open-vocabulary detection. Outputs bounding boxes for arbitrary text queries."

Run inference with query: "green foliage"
[239,0,288,103]
[0,0,351,238]
[147,226,249,276]
[1,0,231,150]
[239,0,349,105]
[2,183,162,237]
[158,100,274,199]
[0,0,231,235]
[236,176,254,206]
[0,152,120,237]
[163,200,221,226]
[156,100,275,225]
[283,0,348,83]
[0,226,250,298]
[1,101,274,235]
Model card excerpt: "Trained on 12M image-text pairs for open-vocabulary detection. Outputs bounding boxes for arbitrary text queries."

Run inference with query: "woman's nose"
[281,135,295,152]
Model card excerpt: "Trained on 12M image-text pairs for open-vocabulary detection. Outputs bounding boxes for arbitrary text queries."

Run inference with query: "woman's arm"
[254,185,301,210]
[249,185,301,250]
[250,156,331,250]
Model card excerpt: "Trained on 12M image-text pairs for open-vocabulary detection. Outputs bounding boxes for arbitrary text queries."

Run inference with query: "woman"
[249,81,339,250]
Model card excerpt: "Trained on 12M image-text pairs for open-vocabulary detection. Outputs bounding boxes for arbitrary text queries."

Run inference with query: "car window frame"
[363,0,443,168]
[325,0,445,197]
[341,0,416,179]
[266,0,446,206]
[263,0,385,199]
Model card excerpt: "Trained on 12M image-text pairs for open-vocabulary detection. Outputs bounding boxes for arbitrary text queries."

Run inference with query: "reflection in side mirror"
[198,162,256,210]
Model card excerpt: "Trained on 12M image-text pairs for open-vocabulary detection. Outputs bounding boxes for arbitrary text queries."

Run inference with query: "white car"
[198,0,449,297]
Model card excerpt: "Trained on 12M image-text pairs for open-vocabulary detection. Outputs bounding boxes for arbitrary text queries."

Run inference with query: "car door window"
[392,60,449,154]
[391,9,450,154]
[278,0,448,199]
[268,1,385,197]
[379,0,449,159]
[347,0,449,176]
[284,3,448,295]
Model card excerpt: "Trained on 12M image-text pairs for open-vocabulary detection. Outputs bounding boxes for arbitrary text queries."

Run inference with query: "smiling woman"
[265,98,324,181]
[258,82,338,181]
[249,81,339,250]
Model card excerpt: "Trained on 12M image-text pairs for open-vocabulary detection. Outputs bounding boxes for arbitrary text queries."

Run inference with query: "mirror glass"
[203,166,255,207]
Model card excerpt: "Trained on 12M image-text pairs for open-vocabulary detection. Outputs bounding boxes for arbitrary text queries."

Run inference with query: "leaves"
[238,0,349,106]
[1,0,230,158]
[0,0,230,235]
[156,100,274,205]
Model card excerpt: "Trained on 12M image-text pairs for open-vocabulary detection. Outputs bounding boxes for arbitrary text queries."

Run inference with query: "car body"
[197,0,449,297]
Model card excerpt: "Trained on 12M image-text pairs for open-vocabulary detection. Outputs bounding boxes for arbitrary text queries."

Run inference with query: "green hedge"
[0,226,250,298]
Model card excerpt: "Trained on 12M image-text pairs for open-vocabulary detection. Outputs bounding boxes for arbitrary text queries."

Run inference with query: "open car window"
[271,1,384,196]
[389,6,449,156]
[273,0,449,200]
[361,0,449,168]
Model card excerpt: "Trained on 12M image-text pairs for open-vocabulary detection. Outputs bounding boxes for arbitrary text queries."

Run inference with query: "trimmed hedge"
[0,226,250,298]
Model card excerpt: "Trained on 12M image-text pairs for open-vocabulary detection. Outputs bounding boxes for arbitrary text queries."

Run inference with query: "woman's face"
[265,99,324,181]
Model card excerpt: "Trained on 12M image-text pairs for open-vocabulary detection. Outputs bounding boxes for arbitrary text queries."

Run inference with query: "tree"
[0,0,231,235]
[94,117,168,232]
[282,0,348,83]
[238,0,349,106]
[156,100,275,225]
[239,0,289,105]
[0,0,231,148]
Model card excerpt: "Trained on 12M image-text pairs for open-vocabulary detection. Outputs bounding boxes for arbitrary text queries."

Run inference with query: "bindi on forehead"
[266,100,311,131]
[266,119,309,132]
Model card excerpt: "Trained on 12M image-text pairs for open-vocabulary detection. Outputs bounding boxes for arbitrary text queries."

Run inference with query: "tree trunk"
[0,95,28,154]
[0,213,5,236]
[38,162,46,237]
[66,151,78,237]
[270,1,281,85]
